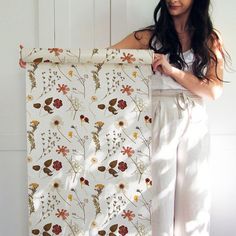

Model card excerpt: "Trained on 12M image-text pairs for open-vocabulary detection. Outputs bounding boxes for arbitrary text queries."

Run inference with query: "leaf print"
[109,160,118,168]
[44,105,53,114]
[32,229,40,235]
[44,159,52,168]
[45,97,53,105]
[108,168,118,177]
[110,224,118,232]
[98,104,105,109]
[109,233,116,236]
[109,98,117,106]
[33,57,43,65]
[43,223,52,231]
[98,166,106,172]
[32,165,40,171]
[42,232,51,236]
[98,230,106,236]
[108,106,118,115]
[33,103,41,109]
[43,167,53,176]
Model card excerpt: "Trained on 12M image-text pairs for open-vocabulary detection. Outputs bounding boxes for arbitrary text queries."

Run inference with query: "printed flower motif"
[29,183,39,190]
[53,99,63,109]
[56,209,69,220]
[80,177,89,186]
[121,53,136,63]
[51,179,62,191]
[117,181,127,192]
[118,161,128,172]
[117,99,127,109]
[68,70,74,77]
[52,224,62,235]
[120,85,134,96]
[133,195,139,202]
[51,116,63,128]
[68,131,73,138]
[132,71,138,78]
[144,115,152,124]
[119,225,129,236]
[57,84,70,95]
[122,210,135,221]
[80,115,89,123]
[133,132,138,139]
[115,118,128,129]
[26,95,33,101]
[19,58,26,68]
[121,146,135,157]
[48,48,63,56]
[56,145,69,157]
[91,96,97,102]
[53,160,62,171]
[145,178,152,186]
[68,194,73,201]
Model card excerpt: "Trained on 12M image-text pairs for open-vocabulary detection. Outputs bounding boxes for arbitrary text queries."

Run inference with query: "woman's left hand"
[152,53,174,77]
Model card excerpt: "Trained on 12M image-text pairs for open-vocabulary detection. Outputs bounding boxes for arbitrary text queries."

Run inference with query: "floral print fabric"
[21,47,154,236]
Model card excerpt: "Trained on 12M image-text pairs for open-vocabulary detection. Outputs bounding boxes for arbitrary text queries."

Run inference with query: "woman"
[109,0,226,235]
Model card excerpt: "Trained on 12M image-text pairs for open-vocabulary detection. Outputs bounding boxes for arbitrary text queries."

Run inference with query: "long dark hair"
[134,0,229,81]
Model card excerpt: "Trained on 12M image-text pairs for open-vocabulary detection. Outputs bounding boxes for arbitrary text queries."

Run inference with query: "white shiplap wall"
[0,0,235,235]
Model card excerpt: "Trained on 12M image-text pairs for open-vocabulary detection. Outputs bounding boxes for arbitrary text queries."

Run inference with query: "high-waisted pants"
[151,89,211,236]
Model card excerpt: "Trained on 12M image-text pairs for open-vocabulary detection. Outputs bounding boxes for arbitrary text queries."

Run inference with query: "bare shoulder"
[108,30,154,50]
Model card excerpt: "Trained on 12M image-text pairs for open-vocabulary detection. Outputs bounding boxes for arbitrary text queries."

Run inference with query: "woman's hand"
[152,53,174,77]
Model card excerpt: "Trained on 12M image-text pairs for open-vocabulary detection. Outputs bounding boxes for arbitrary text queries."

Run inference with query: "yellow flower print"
[29,183,39,190]
[26,94,33,101]
[68,131,73,138]
[91,96,97,102]
[68,70,74,77]
[132,71,138,78]
[133,132,138,139]
[134,195,139,202]
[68,194,73,201]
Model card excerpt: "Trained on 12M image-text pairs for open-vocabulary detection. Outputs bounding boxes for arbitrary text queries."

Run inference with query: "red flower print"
[122,210,135,221]
[118,161,128,172]
[19,58,26,68]
[53,99,63,109]
[48,48,63,56]
[56,145,69,157]
[53,161,62,171]
[121,146,135,157]
[56,209,69,220]
[117,100,127,109]
[120,85,134,96]
[120,53,136,63]
[57,84,70,95]
[52,224,62,235]
[118,225,128,236]
[80,177,89,186]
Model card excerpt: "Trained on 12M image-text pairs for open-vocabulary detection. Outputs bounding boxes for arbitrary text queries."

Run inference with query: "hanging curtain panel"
[20,47,154,236]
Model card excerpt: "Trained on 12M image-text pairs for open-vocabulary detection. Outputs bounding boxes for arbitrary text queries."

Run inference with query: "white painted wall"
[0,0,235,235]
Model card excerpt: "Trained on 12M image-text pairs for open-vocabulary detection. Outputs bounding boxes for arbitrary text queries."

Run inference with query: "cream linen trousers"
[151,89,212,236]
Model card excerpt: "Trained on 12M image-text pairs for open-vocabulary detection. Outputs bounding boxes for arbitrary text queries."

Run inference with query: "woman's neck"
[172,12,190,33]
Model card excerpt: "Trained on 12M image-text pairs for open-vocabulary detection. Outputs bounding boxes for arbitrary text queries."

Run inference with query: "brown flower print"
[48,48,63,56]
[57,84,70,95]
[56,209,69,220]
[120,85,134,96]
[120,53,136,63]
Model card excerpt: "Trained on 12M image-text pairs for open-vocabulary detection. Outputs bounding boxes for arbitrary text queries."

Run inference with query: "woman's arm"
[107,31,152,49]
[152,36,224,100]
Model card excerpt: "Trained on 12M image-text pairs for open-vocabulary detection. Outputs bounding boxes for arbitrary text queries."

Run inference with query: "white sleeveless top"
[150,49,195,90]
